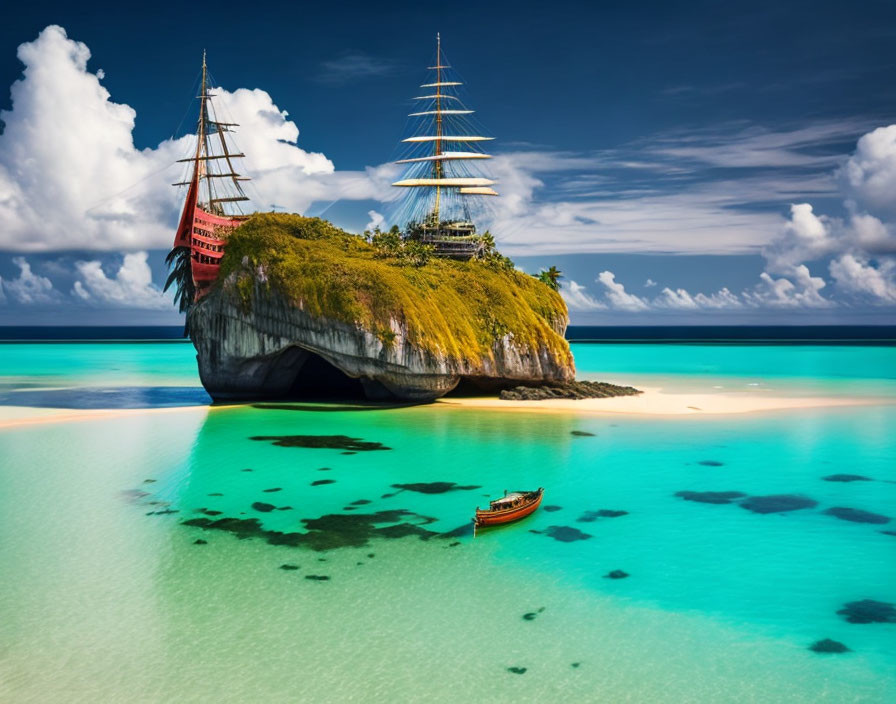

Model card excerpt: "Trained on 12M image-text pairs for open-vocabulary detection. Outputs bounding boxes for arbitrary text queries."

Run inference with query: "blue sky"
[1,0,895,324]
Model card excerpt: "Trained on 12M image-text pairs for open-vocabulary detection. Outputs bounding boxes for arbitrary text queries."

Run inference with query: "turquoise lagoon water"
[0,342,895,702]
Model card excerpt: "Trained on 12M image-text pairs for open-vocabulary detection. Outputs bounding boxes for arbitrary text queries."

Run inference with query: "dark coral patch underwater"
[739,494,817,514]
[522,607,546,621]
[439,522,475,539]
[809,639,850,654]
[604,570,629,579]
[822,474,873,482]
[837,599,896,624]
[388,482,481,495]
[181,507,464,553]
[577,509,628,522]
[675,491,746,504]
[530,526,592,542]
[823,507,890,524]
[250,435,391,451]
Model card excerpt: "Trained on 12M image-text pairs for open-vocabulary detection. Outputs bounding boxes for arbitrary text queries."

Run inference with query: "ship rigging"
[168,52,251,306]
[391,34,498,259]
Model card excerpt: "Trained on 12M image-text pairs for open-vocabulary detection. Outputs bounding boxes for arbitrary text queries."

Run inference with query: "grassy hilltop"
[217,212,571,365]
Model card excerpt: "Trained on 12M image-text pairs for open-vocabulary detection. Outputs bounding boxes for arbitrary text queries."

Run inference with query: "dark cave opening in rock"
[446,377,515,397]
[287,351,368,400]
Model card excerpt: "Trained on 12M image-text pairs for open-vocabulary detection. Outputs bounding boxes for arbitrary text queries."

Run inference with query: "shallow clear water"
[0,342,894,702]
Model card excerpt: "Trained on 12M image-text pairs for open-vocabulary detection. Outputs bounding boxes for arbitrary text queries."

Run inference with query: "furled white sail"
[413,94,462,100]
[390,35,501,238]
[394,151,492,164]
[402,136,493,143]
[408,109,474,116]
[392,177,496,187]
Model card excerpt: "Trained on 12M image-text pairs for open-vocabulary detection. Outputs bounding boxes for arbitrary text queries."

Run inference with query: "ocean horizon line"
[0,324,894,345]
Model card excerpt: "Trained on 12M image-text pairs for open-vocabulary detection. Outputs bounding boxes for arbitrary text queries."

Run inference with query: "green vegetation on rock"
[217,212,571,365]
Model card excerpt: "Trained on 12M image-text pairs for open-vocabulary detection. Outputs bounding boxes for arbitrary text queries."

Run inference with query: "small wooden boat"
[474,488,544,528]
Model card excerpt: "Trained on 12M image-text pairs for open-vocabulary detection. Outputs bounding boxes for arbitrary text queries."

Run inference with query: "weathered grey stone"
[188,277,574,402]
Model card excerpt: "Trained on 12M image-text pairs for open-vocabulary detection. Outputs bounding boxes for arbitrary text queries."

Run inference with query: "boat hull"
[475,489,543,527]
[172,174,247,301]
[189,208,245,299]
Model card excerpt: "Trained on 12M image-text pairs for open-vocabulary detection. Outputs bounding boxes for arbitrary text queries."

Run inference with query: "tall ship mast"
[391,34,498,259]
[169,52,251,305]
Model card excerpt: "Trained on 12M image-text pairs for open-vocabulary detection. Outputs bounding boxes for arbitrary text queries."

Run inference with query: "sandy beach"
[0,384,888,430]
[436,386,886,416]
[0,403,215,430]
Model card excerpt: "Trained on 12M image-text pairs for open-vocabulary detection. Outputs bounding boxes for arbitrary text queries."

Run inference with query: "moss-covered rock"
[188,213,574,401]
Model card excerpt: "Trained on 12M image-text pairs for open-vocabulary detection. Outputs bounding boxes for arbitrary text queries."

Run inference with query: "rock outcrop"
[499,380,641,401]
[187,213,574,402]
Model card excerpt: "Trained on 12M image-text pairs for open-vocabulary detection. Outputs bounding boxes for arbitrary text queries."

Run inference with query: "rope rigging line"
[84,67,204,217]
[204,68,270,213]
[83,159,180,215]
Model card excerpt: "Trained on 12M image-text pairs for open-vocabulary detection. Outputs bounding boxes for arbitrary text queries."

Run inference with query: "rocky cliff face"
[185,213,575,402]
[189,278,574,401]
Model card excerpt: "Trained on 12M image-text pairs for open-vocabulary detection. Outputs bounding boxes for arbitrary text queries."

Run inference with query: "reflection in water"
[252,402,424,413]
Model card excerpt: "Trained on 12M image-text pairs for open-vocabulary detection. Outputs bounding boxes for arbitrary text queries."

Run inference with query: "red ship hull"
[173,172,245,300]
[187,207,244,298]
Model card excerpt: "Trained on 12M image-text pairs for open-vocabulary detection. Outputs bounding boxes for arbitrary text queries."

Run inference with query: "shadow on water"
[0,386,212,409]
[251,401,426,413]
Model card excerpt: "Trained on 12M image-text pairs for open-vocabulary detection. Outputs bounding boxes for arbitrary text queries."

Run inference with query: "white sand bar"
[436,386,887,416]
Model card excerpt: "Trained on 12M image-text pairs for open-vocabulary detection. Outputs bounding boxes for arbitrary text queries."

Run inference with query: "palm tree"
[537,266,562,291]
[164,247,195,336]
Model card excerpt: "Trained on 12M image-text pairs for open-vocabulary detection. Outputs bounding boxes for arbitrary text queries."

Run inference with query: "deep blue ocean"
[1,325,894,344]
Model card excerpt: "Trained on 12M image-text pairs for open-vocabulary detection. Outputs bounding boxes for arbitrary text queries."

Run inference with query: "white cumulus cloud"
[72,252,170,308]
[559,279,606,311]
[0,25,391,253]
[743,266,830,308]
[654,287,699,310]
[692,288,743,309]
[829,254,896,303]
[842,124,896,220]
[1,257,57,303]
[365,210,386,232]
[763,203,835,274]
[596,271,649,311]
